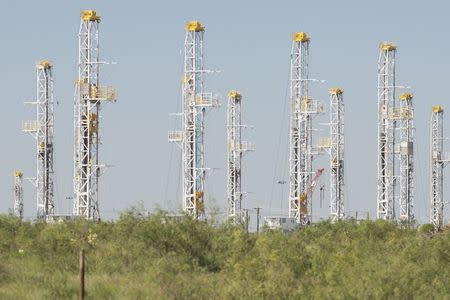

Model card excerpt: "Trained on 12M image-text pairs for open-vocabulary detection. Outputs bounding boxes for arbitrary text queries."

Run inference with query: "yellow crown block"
[329,88,343,95]
[399,93,413,101]
[380,42,396,51]
[37,60,52,69]
[186,21,204,32]
[293,32,310,42]
[432,105,444,113]
[81,10,100,21]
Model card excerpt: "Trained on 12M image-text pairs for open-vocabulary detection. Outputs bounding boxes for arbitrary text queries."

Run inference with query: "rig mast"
[377,42,397,220]
[227,91,253,223]
[329,88,345,221]
[288,32,322,225]
[73,10,117,220]
[169,21,218,219]
[22,60,55,219]
[398,93,414,224]
[430,105,445,231]
[14,170,24,220]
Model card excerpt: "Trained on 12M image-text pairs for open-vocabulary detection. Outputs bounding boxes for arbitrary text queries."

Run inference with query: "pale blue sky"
[1,0,449,225]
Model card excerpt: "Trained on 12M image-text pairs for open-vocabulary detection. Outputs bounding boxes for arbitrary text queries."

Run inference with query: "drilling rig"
[377,42,397,220]
[398,93,414,224]
[22,60,55,220]
[14,170,24,220]
[288,32,323,225]
[168,21,218,219]
[430,105,446,231]
[73,10,117,220]
[328,88,345,221]
[227,91,253,223]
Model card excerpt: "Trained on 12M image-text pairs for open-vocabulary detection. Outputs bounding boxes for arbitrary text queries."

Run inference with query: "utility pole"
[241,208,250,233]
[73,10,117,220]
[254,207,261,233]
[22,60,55,220]
[168,21,218,219]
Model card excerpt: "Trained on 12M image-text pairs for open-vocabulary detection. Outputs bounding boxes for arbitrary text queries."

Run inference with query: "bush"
[0,213,449,299]
[419,223,435,234]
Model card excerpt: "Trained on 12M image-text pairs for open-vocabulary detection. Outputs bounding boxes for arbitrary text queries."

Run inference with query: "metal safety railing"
[90,86,117,101]
[317,137,332,148]
[168,131,184,142]
[297,97,324,114]
[194,93,219,107]
[388,107,413,120]
[237,141,255,152]
[432,151,450,162]
[21,120,38,132]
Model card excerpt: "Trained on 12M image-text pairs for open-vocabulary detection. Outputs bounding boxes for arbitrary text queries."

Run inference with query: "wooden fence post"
[80,249,85,300]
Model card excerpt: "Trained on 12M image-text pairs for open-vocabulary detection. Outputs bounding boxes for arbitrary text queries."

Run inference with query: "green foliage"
[0,213,449,299]
[419,223,435,234]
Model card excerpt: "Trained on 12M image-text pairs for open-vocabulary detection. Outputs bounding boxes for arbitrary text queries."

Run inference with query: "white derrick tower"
[14,170,24,220]
[377,42,397,220]
[430,105,445,231]
[73,10,117,220]
[227,91,253,223]
[398,93,414,224]
[288,32,323,225]
[328,88,345,221]
[169,21,218,219]
[22,60,55,219]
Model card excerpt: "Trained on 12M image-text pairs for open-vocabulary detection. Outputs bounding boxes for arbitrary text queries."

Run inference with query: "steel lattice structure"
[329,88,345,221]
[430,105,445,231]
[227,91,253,223]
[377,42,397,220]
[14,170,24,220]
[398,93,414,224]
[73,10,116,220]
[288,32,322,225]
[22,61,55,219]
[169,21,217,219]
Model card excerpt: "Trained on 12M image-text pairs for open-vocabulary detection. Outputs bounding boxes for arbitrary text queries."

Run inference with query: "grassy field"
[0,210,449,299]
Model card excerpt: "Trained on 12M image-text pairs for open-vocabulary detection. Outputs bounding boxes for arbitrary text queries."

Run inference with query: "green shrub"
[0,212,449,299]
